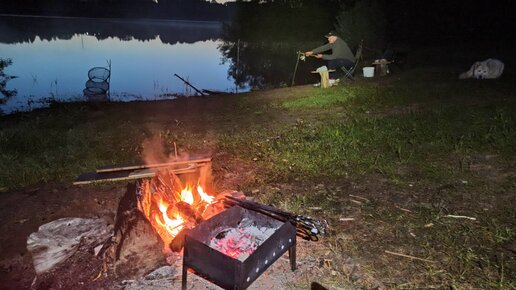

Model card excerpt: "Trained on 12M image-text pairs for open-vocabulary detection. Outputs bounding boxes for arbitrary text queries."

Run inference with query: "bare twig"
[395,205,413,213]
[339,218,355,222]
[308,207,323,211]
[384,250,435,263]
[444,215,477,221]
[92,269,103,281]
[350,199,363,205]
[349,194,370,202]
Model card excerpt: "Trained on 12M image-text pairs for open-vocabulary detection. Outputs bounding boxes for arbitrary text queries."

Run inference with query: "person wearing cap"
[305,31,355,82]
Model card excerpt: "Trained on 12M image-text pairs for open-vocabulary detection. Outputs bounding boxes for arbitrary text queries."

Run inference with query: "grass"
[1,61,515,288]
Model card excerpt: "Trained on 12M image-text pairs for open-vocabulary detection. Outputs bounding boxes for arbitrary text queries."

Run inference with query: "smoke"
[141,134,214,192]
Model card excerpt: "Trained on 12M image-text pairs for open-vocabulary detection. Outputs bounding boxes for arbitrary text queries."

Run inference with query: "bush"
[335,0,387,51]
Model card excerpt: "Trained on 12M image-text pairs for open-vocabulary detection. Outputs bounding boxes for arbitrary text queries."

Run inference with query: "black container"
[182,205,297,290]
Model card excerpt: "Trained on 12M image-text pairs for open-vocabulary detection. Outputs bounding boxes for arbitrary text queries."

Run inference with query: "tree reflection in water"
[218,0,341,90]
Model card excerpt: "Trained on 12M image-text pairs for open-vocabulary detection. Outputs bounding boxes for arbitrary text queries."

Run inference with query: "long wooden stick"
[96,157,211,173]
[74,166,201,185]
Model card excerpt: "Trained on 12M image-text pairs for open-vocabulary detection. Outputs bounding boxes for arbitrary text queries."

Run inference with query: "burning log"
[223,196,327,241]
[169,229,187,252]
[135,168,223,252]
[110,182,166,279]
[171,201,204,224]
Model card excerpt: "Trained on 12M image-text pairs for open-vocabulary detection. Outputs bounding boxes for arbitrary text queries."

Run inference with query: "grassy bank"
[1,64,515,288]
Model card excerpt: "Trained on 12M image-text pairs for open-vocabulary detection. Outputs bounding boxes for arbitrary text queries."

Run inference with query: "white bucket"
[363,66,375,78]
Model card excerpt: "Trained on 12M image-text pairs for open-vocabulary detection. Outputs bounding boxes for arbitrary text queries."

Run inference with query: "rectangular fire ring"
[182,205,297,290]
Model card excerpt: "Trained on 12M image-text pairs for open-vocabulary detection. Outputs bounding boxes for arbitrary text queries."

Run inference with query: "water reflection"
[220,41,322,90]
[0,15,224,45]
[0,16,239,114]
[0,15,327,114]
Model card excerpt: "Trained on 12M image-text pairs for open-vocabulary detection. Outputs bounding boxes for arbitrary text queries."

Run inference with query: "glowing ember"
[209,218,277,261]
[137,169,220,250]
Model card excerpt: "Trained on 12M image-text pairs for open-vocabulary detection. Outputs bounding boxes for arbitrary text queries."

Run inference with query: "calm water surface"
[0,16,244,114]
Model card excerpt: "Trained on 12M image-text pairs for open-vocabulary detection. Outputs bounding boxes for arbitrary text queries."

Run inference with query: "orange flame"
[139,173,217,251]
[155,198,185,237]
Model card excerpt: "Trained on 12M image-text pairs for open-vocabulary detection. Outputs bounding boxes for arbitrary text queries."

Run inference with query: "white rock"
[27,217,111,275]
[144,266,177,280]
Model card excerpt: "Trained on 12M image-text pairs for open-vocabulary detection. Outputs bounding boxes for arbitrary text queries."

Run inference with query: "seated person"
[305,31,355,81]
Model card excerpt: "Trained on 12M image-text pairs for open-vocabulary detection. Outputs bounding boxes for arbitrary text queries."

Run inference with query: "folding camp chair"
[341,40,363,80]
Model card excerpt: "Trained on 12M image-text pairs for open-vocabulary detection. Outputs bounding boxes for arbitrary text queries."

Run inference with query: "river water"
[0,16,243,114]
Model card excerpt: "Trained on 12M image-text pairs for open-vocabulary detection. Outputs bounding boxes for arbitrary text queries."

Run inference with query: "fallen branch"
[444,215,477,221]
[384,250,435,263]
[339,218,355,222]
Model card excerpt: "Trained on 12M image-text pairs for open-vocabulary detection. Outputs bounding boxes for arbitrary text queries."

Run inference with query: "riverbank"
[1,62,515,288]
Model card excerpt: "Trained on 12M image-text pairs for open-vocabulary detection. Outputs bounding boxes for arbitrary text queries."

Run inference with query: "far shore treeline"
[1,0,514,46]
[0,0,236,21]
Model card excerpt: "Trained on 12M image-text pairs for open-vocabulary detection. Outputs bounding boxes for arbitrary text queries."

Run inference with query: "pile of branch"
[223,196,327,241]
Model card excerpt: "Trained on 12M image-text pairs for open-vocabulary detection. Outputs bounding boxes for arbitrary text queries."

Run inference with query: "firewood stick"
[96,157,211,173]
[384,250,435,263]
[170,229,187,252]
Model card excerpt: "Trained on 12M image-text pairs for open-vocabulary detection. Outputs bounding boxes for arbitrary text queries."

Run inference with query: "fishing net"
[88,67,110,82]
[84,67,110,100]
[84,80,109,94]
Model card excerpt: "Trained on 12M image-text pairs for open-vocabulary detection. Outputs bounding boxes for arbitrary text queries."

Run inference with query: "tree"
[335,0,386,50]
[0,58,17,105]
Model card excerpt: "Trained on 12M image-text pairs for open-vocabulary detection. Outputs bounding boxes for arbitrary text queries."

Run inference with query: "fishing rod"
[173,73,206,96]
[291,51,323,87]
[291,51,305,87]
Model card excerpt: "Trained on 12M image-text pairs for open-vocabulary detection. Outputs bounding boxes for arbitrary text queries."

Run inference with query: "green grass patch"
[1,67,515,190]
[264,89,516,184]
[277,86,363,109]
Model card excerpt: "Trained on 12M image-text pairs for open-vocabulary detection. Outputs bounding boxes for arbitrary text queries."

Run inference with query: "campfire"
[21,136,334,290]
[68,155,326,288]
[136,169,223,251]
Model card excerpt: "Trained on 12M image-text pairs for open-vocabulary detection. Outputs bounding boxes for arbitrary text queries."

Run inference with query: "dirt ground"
[0,172,371,290]
[2,167,512,289]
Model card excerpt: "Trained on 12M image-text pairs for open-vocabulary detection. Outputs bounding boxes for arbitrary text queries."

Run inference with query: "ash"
[209,218,278,261]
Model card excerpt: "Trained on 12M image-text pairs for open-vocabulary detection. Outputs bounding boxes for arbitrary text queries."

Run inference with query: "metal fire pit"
[182,205,297,290]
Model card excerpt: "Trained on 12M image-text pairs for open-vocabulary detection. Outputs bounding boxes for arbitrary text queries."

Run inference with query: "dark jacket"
[312,37,355,62]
